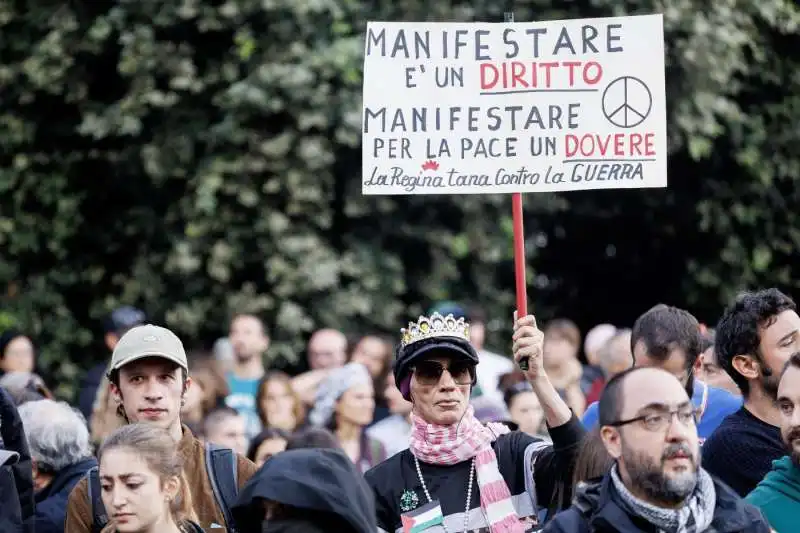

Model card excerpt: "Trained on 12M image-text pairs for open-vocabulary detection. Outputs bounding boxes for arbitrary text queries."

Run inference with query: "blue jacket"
[34,458,97,533]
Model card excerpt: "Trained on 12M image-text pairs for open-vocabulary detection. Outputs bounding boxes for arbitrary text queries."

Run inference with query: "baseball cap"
[108,324,188,374]
[0,449,19,466]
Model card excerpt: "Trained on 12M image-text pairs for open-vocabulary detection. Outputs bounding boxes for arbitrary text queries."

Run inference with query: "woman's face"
[261,380,297,429]
[336,382,375,427]
[350,337,388,378]
[1,336,34,373]
[254,437,288,468]
[410,355,473,426]
[100,448,177,533]
[509,391,545,436]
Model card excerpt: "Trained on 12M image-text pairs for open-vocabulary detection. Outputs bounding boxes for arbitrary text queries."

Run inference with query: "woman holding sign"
[364,311,584,532]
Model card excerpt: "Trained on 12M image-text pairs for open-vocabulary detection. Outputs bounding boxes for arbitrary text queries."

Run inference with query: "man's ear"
[109,381,122,404]
[183,376,193,396]
[732,354,759,380]
[600,426,622,460]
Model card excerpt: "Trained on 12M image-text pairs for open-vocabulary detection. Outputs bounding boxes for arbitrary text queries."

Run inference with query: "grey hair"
[18,399,93,472]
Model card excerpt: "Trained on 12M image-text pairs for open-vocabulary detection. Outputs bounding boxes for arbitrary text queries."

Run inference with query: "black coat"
[0,387,35,533]
[543,473,771,533]
[34,457,97,533]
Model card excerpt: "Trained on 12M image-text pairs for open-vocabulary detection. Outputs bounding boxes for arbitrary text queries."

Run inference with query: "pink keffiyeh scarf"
[409,405,527,533]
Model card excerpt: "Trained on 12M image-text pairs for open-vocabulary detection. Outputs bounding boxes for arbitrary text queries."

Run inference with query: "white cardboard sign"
[361,14,666,195]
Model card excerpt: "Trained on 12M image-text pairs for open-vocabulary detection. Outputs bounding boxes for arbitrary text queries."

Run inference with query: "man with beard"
[582,305,741,440]
[702,289,800,496]
[746,352,800,532]
[544,366,769,533]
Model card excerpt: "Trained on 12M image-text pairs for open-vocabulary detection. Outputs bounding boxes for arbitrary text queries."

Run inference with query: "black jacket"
[543,473,771,533]
[34,457,97,533]
[232,448,376,533]
[0,387,34,533]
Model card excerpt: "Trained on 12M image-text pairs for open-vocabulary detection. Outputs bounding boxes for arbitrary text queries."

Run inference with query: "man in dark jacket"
[545,367,770,533]
[0,386,34,533]
[231,448,376,533]
[18,399,97,533]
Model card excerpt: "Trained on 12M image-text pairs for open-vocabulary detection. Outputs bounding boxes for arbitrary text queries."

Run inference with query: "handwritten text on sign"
[361,14,666,195]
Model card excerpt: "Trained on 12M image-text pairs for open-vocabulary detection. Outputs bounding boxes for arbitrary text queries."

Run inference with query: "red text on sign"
[480,61,603,91]
[564,133,656,158]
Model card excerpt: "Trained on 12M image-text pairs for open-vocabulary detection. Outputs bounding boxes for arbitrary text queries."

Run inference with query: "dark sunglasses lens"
[415,362,444,384]
[449,362,474,384]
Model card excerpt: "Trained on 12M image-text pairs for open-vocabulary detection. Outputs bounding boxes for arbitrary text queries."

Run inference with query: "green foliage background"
[1,0,798,398]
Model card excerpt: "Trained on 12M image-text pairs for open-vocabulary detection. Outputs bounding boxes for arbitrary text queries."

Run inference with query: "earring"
[180,397,186,406]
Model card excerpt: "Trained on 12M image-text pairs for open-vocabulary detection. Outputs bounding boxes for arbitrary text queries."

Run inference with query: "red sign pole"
[505,11,530,370]
[512,192,527,318]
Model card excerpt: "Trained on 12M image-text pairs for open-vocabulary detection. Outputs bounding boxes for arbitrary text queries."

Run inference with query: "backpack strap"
[85,466,109,533]
[204,443,239,533]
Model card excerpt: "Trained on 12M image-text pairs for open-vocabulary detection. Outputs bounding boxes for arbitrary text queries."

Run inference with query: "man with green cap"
[65,324,257,533]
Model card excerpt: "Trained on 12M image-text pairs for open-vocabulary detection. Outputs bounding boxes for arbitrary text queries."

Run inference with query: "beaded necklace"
[413,455,476,533]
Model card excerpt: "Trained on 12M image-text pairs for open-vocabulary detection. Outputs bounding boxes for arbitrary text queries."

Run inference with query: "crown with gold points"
[400,312,470,349]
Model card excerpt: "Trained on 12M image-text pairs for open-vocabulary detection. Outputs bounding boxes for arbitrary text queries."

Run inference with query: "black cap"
[393,336,479,388]
[104,306,146,335]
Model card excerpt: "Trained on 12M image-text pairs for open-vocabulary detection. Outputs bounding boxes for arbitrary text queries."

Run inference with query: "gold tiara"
[400,312,470,348]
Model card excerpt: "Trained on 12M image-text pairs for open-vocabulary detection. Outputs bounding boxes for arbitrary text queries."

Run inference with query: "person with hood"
[0,386,35,533]
[544,366,769,533]
[231,447,376,533]
[365,311,584,532]
[746,352,800,532]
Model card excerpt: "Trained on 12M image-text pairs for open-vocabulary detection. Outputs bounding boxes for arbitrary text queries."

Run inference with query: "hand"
[512,312,545,380]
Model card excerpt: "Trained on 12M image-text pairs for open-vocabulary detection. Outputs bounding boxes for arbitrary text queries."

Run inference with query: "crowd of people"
[0,289,798,532]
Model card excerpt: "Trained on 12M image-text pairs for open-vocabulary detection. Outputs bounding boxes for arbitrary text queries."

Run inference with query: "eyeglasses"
[606,406,701,432]
[411,360,476,386]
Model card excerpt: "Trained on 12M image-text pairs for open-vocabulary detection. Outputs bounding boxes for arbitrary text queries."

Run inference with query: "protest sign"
[362,14,666,195]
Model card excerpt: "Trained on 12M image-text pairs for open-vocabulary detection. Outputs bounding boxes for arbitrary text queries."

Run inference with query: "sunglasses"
[412,360,476,386]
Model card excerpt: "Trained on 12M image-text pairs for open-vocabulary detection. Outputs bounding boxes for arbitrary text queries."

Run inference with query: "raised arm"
[512,313,586,510]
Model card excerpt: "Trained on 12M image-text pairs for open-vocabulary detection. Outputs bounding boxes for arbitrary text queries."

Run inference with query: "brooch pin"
[400,489,419,512]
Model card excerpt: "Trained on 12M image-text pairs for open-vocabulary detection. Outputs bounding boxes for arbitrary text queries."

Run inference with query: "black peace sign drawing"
[601,76,653,129]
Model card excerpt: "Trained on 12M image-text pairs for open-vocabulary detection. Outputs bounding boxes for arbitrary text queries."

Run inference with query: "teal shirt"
[224,372,262,440]
[745,455,800,532]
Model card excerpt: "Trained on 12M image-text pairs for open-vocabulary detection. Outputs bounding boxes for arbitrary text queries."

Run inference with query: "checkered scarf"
[409,405,527,533]
[610,463,716,533]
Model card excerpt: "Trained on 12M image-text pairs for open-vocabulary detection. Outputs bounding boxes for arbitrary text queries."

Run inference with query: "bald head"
[599,367,690,427]
[308,328,348,370]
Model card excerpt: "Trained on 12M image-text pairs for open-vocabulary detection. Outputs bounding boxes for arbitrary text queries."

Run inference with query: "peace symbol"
[601,76,653,129]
